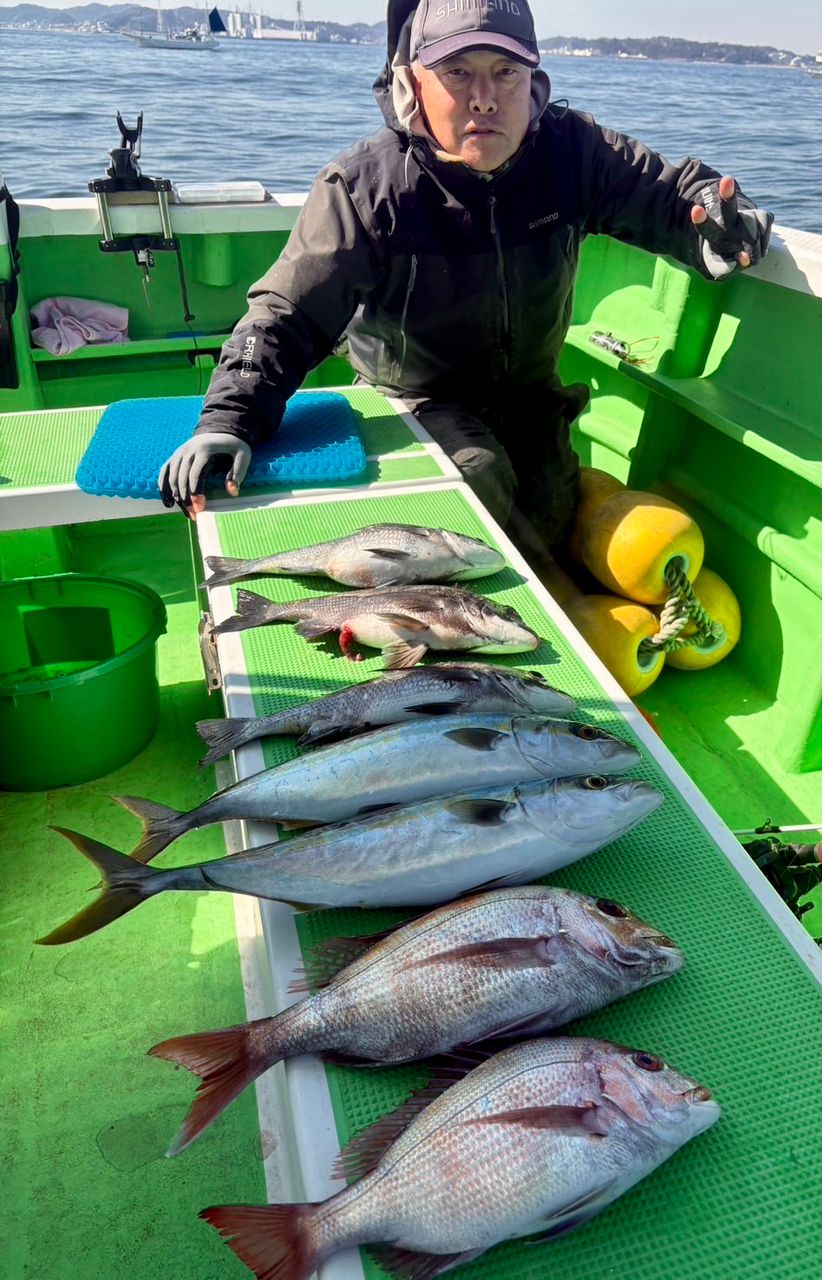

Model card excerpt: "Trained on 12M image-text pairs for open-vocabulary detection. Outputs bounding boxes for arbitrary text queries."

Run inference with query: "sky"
[1,0,818,55]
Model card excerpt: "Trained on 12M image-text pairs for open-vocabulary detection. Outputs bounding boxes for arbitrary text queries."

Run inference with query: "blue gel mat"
[74,392,367,499]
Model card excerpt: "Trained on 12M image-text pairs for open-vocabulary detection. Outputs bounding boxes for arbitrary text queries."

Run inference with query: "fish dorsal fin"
[367,1245,484,1280]
[366,523,431,538]
[444,798,517,825]
[444,727,508,751]
[423,664,485,685]
[288,928,398,994]
[331,1066,467,1182]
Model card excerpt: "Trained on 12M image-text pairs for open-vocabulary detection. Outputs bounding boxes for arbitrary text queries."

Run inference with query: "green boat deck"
[1,513,261,1279]
[196,482,822,1280]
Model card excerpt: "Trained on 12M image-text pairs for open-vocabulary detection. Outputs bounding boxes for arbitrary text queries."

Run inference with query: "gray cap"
[410,0,540,69]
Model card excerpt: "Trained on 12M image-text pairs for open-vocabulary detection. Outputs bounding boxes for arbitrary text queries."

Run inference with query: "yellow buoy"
[581,490,704,604]
[568,467,627,563]
[564,594,665,697]
[666,568,742,670]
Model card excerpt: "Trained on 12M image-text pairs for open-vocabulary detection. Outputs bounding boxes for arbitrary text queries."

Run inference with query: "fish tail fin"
[114,794,187,863]
[203,556,252,588]
[213,590,283,636]
[36,828,161,945]
[150,1021,280,1154]
[201,1202,322,1280]
[196,718,261,768]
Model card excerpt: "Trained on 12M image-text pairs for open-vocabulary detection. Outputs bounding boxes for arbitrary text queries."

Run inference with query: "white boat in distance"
[128,28,218,50]
[126,5,224,50]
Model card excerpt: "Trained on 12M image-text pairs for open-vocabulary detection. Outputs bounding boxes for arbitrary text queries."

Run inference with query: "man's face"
[412,50,532,172]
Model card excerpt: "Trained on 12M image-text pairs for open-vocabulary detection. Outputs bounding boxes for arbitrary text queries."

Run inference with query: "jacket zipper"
[489,194,510,375]
[392,252,418,385]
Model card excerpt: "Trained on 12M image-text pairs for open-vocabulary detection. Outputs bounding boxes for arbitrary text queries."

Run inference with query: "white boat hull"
[127,33,219,50]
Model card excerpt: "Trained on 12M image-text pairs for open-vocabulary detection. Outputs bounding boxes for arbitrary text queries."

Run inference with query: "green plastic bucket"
[0,574,167,790]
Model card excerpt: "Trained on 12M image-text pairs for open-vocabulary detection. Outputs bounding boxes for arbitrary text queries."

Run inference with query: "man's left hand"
[691,175,773,279]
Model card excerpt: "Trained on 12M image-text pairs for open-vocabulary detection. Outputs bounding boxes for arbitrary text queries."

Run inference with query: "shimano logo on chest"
[239,335,257,379]
[529,212,559,232]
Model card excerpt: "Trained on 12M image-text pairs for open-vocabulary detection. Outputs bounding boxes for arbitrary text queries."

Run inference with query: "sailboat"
[126,3,224,50]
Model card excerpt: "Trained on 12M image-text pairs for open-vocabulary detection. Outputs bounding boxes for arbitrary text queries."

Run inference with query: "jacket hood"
[374,0,551,144]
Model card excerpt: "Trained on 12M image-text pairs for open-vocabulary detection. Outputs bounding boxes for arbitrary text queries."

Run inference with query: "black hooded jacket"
[196,1,725,447]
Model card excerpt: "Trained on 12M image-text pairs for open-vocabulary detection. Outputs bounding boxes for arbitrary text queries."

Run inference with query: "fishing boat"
[125,1,222,49]
[1,101,820,1280]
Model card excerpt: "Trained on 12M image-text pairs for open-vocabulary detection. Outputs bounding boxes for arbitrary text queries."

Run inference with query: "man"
[159,0,772,563]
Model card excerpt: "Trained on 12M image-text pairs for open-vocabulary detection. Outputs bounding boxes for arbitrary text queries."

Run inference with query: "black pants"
[404,387,587,565]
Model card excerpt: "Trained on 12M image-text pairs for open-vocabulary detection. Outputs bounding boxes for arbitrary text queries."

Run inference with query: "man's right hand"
[691,175,773,279]
[158,433,252,519]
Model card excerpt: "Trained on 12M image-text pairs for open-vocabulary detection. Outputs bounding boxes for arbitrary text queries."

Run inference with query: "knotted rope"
[638,559,724,654]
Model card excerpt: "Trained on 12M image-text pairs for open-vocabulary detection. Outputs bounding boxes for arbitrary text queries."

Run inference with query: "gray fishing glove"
[692,177,773,280]
[158,432,252,512]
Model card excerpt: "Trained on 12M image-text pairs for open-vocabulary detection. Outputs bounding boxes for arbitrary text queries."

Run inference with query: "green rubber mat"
[0,406,102,487]
[0,387,432,494]
[344,385,425,457]
[371,454,443,483]
[209,487,822,1280]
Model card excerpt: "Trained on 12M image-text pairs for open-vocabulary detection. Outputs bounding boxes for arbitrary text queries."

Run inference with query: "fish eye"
[574,724,600,740]
[632,1051,664,1072]
[596,898,629,918]
[583,775,608,790]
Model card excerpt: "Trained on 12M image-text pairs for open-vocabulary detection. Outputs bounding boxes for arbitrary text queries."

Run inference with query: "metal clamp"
[88,112,178,256]
[198,612,223,692]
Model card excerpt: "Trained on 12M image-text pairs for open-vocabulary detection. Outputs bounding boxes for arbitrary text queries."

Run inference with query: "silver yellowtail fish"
[204,523,506,589]
[202,1036,719,1280]
[36,774,663,943]
[211,584,539,669]
[150,887,682,1153]
[117,715,641,862]
[196,663,576,764]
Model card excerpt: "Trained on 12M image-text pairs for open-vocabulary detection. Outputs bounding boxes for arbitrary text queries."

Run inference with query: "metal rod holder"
[94,191,115,246]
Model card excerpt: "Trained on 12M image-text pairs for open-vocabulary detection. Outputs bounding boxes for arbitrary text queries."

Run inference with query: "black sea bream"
[204,523,505,588]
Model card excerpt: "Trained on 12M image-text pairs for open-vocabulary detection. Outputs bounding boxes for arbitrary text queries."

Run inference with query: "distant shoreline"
[1,27,816,69]
[540,51,812,70]
[1,24,818,70]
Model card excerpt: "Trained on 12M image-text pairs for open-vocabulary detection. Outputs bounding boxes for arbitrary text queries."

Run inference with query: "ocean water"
[1,29,820,233]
